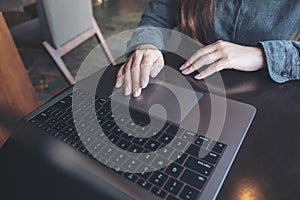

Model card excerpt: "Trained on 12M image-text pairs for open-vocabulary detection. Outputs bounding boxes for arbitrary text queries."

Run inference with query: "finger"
[182,51,221,75]
[194,60,224,80]
[115,64,125,88]
[123,59,133,96]
[131,53,143,97]
[140,55,153,89]
[180,42,218,70]
[150,55,164,78]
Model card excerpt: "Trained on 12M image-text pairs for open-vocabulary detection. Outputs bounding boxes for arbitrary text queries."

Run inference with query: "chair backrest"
[37,0,94,48]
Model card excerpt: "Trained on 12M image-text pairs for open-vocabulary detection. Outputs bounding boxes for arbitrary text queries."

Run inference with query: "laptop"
[0,54,256,200]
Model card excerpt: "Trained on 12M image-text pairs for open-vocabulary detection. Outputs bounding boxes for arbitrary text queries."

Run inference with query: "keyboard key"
[164,124,180,136]
[165,163,184,178]
[89,141,106,152]
[97,107,110,117]
[77,120,89,130]
[123,158,140,171]
[45,106,57,114]
[100,146,116,159]
[179,185,200,200]
[108,134,120,144]
[116,139,131,150]
[60,126,76,137]
[182,131,197,143]
[203,152,220,165]
[45,117,59,127]
[186,144,201,157]
[105,112,118,121]
[209,141,226,154]
[29,118,37,124]
[138,153,155,164]
[172,152,187,164]
[128,144,143,153]
[180,169,206,190]
[81,135,96,147]
[136,165,153,179]
[111,126,124,135]
[147,128,163,140]
[53,122,67,131]
[110,152,127,164]
[123,173,138,182]
[114,115,129,126]
[133,137,148,146]
[83,112,96,122]
[36,112,50,123]
[157,146,174,158]
[145,139,161,151]
[164,178,183,195]
[151,187,167,199]
[101,121,115,131]
[85,125,99,135]
[135,125,150,135]
[159,133,174,144]
[121,131,134,141]
[171,138,188,151]
[125,121,139,130]
[52,109,64,118]
[79,146,89,155]
[137,179,152,190]
[59,112,73,121]
[70,133,80,141]
[149,171,168,187]
[95,97,107,106]
[55,100,71,110]
[184,157,212,177]
[95,116,105,125]
[151,156,169,170]
[194,135,210,148]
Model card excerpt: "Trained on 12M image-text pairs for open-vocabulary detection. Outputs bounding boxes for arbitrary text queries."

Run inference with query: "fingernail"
[195,74,202,80]
[179,64,186,70]
[115,81,122,88]
[133,88,141,97]
[182,69,188,75]
[124,87,131,96]
[141,80,147,88]
[151,68,157,77]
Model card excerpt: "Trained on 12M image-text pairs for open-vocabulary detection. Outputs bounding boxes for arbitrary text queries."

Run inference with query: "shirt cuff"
[258,40,300,83]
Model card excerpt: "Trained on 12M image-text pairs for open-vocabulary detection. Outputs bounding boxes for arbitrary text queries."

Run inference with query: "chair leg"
[92,18,116,65]
[43,41,75,85]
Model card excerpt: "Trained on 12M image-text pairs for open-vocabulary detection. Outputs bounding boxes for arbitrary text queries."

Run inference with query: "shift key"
[180,169,206,190]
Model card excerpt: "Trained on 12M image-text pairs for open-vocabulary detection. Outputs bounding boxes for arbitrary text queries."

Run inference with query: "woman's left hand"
[180,40,266,79]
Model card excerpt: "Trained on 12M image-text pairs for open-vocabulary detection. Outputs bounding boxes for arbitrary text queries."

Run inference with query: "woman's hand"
[115,44,164,97]
[180,40,266,79]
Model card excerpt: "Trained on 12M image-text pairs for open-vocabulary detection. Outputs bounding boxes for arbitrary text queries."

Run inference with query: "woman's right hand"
[115,44,164,97]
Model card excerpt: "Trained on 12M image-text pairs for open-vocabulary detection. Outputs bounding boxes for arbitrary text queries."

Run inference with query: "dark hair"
[180,0,216,43]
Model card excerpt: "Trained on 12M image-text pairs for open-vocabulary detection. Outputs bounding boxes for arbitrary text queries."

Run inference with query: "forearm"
[259,40,300,83]
[127,0,178,52]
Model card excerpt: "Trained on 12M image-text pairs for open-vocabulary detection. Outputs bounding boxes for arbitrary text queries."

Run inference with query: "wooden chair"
[37,0,115,84]
[0,12,40,147]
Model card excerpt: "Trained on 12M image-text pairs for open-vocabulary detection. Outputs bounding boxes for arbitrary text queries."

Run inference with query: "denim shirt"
[127,0,300,83]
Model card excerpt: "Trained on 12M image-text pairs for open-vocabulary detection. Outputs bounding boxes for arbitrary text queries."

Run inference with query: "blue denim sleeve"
[126,0,178,54]
[259,40,300,83]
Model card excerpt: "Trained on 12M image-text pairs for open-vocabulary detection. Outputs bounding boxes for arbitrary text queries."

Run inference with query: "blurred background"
[0,0,148,102]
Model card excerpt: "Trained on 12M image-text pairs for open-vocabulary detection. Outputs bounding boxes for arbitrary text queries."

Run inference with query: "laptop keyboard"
[28,88,226,200]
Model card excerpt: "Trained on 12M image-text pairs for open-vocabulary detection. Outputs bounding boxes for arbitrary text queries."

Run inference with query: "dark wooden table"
[197,69,300,200]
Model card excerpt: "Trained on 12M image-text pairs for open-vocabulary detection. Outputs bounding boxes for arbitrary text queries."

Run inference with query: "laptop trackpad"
[111,79,203,125]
